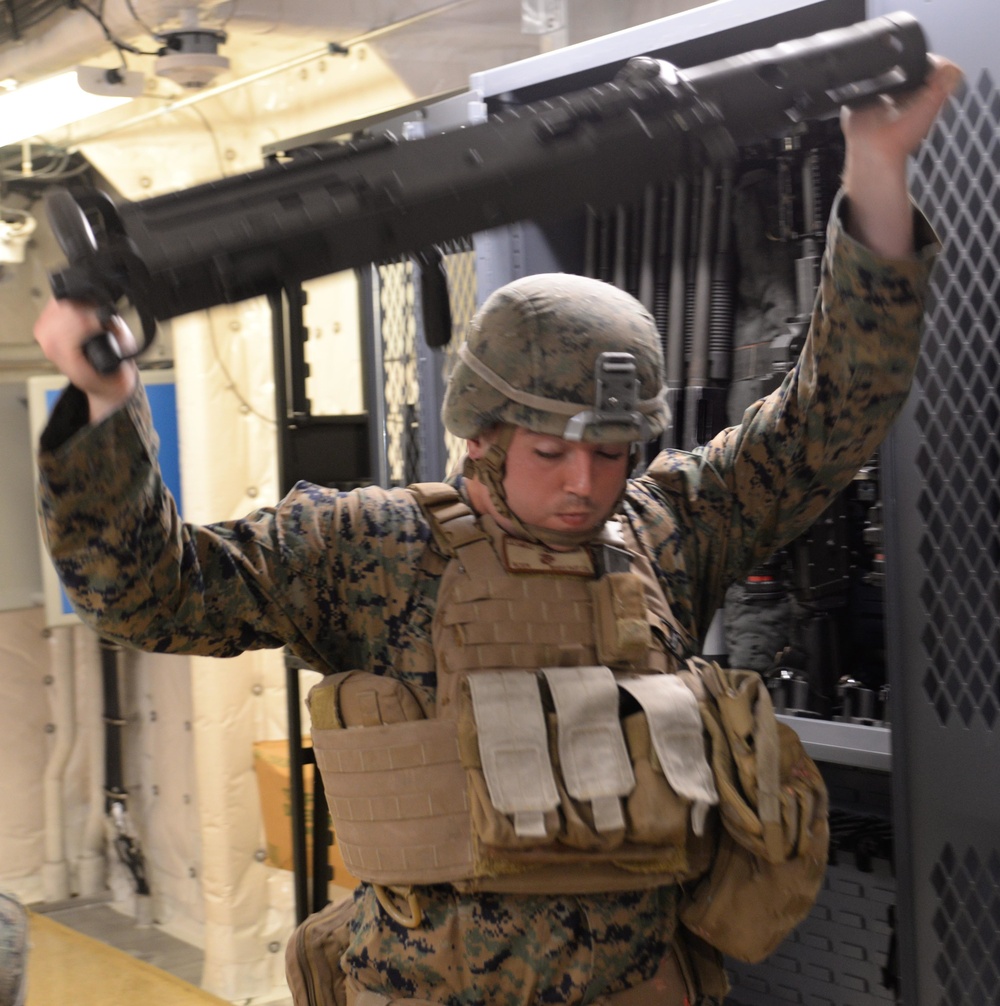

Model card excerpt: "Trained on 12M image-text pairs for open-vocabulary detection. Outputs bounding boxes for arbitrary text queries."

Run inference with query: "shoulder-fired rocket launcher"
[45,11,929,373]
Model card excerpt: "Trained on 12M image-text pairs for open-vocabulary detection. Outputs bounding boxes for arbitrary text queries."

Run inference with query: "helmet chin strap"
[464,426,627,550]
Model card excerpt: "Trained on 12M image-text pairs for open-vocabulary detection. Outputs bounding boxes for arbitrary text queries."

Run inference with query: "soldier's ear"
[467,436,485,461]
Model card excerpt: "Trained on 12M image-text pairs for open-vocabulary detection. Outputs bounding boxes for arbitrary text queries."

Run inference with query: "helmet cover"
[443,273,667,444]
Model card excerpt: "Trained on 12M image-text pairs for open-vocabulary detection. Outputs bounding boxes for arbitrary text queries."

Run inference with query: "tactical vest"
[309,483,721,895]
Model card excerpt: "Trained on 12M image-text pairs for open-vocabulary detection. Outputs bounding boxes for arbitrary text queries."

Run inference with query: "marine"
[32,57,960,1006]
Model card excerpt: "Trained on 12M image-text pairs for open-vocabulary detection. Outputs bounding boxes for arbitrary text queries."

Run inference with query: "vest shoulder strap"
[407,481,489,557]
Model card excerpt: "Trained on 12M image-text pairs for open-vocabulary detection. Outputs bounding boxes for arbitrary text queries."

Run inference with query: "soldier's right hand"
[33,296,139,424]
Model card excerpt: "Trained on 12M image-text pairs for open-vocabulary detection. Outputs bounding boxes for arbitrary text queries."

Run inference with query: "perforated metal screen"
[377,258,419,486]
[439,243,478,478]
[907,71,1000,732]
[885,58,1000,1006]
[374,240,476,486]
[928,845,1000,1002]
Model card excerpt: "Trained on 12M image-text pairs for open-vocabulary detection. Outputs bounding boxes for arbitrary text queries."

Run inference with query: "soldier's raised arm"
[841,55,962,258]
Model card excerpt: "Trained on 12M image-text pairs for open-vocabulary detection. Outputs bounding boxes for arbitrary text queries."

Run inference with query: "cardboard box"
[252,739,359,889]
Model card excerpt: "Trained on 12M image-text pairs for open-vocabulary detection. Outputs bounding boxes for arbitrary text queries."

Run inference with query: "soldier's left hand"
[840,54,963,167]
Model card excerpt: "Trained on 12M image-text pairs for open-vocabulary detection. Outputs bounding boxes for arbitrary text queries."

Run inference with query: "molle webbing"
[312,668,717,891]
[427,497,607,711]
[312,715,476,884]
[311,484,715,893]
[441,572,600,675]
[410,481,491,557]
[415,483,679,709]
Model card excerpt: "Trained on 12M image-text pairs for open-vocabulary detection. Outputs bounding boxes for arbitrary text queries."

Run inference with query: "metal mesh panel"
[892,66,1000,1006]
[907,71,1000,731]
[440,240,477,477]
[377,258,419,487]
[375,240,476,485]
[928,845,1000,1003]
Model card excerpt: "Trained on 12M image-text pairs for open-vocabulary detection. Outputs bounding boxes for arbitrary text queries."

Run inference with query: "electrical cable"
[71,0,161,57]
[0,143,92,199]
[187,102,229,177]
[215,0,239,29]
[0,0,66,45]
[122,0,155,37]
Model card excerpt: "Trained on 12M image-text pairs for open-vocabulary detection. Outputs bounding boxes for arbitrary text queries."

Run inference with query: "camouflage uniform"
[37,194,937,1005]
[0,893,27,1006]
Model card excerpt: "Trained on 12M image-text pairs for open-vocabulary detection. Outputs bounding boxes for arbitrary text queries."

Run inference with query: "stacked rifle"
[581,164,736,452]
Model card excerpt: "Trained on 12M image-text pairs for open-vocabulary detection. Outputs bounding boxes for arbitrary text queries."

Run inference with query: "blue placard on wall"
[30,371,182,626]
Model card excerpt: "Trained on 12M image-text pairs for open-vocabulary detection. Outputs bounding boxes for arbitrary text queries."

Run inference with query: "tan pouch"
[460,736,562,850]
[591,572,652,666]
[308,671,427,729]
[310,672,477,886]
[456,673,562,848]
[458,667,635,854]
[621,711,689,846]
[457,669,719,871]
[678,659,829,962]
[620,709,717,883]
[285,895,356,1006]
[546,710,626,852]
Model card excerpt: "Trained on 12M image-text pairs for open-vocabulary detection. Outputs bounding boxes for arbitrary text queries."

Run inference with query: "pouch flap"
[619,674,719,835]
[542,665,634,834]
[308,670,426,729]
[467,672,560,839]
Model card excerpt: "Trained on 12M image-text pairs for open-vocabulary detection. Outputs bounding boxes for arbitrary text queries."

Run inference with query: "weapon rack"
[272,0,1000,1002]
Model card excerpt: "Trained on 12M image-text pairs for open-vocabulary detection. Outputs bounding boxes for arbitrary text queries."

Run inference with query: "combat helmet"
[443,272,668,444]
[443,272,668,547]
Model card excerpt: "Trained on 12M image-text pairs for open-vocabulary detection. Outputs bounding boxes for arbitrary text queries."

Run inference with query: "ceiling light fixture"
[0,66,145,148]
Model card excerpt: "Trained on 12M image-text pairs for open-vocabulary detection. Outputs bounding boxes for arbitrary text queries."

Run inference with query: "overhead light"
[0,67,145,148]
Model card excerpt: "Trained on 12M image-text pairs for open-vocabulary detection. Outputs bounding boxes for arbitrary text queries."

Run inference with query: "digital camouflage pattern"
[37,193,937,1005]
[0,892,27,1006]
[442,272,668,444]
[347,885,679,1004]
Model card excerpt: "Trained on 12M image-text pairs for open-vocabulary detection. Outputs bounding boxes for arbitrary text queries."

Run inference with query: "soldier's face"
[469,427,629,537]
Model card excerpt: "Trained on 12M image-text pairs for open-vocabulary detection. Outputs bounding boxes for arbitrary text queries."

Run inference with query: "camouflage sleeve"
[37,385,435,676]
[634,190,940,638]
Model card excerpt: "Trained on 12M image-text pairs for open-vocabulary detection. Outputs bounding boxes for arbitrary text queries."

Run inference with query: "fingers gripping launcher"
[46,13,928,372]
[45,188,158,373]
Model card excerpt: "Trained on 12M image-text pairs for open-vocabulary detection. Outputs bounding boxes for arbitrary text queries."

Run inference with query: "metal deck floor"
[24,906,224,1006]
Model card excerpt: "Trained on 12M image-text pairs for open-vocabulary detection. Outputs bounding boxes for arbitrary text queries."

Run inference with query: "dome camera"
[155,25,230,89]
